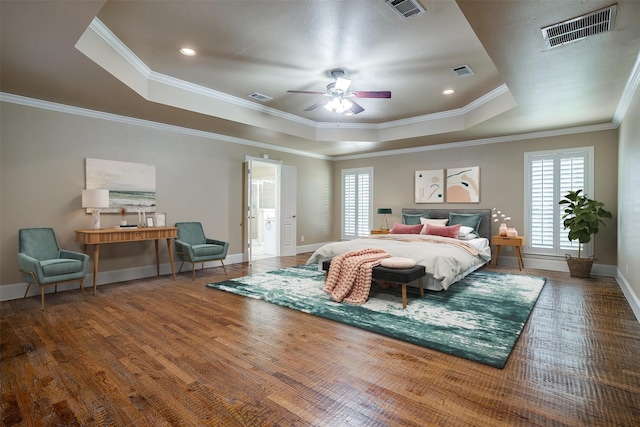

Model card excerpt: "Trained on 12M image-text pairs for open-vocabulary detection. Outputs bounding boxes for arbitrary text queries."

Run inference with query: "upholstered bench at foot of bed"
[321,260,426,308]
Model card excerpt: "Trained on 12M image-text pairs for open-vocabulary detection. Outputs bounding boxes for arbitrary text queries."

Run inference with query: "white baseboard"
[5,248,633,320]
[616,269,640,323]
[0,252,245,302]
[296,242,329,255]
[496,254,617,277]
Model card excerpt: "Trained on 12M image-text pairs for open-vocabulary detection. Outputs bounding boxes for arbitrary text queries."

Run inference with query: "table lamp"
[377,208,392,230]
[82,189,110,229]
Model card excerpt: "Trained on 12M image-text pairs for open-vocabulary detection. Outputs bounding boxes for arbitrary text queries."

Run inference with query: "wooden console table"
[75,227,178,294]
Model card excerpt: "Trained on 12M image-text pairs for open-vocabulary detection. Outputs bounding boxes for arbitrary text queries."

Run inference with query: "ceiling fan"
[287,69,391,115]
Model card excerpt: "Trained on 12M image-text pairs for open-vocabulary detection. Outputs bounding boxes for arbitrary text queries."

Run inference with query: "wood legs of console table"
[84,238,177,295]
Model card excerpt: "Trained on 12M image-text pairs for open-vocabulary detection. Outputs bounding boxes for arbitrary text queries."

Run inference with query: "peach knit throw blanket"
[323,248,390,304]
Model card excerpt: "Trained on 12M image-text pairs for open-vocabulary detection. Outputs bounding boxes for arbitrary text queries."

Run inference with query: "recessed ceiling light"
[179,47,196,56]
[442,89,455,95]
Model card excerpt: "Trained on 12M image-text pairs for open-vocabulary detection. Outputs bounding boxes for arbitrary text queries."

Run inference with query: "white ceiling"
[1,1,639,158]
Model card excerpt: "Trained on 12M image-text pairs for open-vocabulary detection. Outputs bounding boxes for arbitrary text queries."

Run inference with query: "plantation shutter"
[530,157,555,249]
[342,167,373,239]
[525,147,592,257]
[559,156,585,251]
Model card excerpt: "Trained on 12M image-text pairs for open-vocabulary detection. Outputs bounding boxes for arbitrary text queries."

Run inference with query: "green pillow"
[402,212,430,225]
[448,213,483,234]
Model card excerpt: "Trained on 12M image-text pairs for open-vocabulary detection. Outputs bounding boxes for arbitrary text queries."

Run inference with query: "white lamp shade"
[82,189,110,209]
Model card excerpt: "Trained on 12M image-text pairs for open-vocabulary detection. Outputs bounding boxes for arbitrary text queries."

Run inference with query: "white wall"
[617,83,640,319]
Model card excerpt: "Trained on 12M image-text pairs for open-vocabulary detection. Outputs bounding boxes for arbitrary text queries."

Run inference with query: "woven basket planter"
[565,254,594,278]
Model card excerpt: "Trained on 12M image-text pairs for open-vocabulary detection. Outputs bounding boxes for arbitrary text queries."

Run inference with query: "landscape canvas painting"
[86,158,156,213]
[446,166,480,203]
[415,169,444,203]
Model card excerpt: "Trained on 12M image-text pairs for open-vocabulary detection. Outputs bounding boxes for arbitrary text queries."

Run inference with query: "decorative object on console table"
[119,207,127,226]
[155,213,166,227]
[559,189,612,278]
[82,189,110,230]
[492,236,525,270]
[377,208,392,230]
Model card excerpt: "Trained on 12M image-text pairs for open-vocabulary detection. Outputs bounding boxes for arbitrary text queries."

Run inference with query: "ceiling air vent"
[248,92,273,102]
[541,4,617,49]
[451,65,475,78]
[385,0,425,19]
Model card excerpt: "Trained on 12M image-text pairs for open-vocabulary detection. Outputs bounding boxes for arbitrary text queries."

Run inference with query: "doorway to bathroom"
[246,158,279,261]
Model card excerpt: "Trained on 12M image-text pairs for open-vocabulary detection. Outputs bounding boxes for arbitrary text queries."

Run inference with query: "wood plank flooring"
[2,254,639,426]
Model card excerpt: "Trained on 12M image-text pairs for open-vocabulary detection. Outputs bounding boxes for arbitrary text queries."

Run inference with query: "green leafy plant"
[559,190,612,259]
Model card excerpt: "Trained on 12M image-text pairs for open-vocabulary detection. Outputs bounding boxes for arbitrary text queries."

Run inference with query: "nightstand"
[370,229,390,235]
[491,236,525,270]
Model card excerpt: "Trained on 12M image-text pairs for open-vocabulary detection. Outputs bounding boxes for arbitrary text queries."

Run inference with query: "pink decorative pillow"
[380,257,417,269]
[424,223,461,239]
[390,222,423,234]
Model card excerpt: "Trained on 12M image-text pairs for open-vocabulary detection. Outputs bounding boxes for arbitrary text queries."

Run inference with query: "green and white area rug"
[207,265,546,368]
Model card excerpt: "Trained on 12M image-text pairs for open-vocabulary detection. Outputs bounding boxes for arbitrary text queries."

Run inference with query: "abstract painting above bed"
[306,209,492,291]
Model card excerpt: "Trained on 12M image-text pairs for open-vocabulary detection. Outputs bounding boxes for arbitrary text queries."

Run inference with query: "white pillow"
[458,225,475,237]
[459,233,479,241]
[420,217,449,226]
[379,257,417,269]
[419,217,448,234]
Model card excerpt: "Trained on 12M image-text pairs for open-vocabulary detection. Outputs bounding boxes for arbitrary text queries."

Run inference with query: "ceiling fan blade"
[348,100,365,115]
[304,99,328,111]
[353,91,392,99]
[287,90,325,95]
[335,77,352,92]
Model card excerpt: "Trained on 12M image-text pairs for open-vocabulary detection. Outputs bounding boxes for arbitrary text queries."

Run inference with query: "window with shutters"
[524,147,594,257]
[342,167,373,240]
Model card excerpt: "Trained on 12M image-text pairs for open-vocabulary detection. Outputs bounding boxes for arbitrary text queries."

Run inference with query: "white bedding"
[306,234,492,291]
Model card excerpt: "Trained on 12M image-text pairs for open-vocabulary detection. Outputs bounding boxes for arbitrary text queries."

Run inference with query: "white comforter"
[306,234,492,290]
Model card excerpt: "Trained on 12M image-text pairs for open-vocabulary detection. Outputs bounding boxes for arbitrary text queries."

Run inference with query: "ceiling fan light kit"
[287,68,391,116]
[324,97,353,114]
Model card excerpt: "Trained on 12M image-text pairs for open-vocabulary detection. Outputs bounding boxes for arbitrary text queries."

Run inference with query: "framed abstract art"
[446,166,480,203]
[415,169,444,203]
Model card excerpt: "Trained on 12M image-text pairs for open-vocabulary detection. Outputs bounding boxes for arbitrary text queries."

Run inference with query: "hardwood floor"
[2,254,639,426]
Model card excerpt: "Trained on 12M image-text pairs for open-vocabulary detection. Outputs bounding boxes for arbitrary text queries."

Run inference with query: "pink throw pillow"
[425,223,461,239]
[390,222,423,234]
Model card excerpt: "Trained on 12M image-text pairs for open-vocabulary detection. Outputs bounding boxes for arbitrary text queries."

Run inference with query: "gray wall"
[0,102,333,287]
[332,130,619,267]
[2,97,636,316]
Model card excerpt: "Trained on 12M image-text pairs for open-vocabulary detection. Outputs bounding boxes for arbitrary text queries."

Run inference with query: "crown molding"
[331,122,618,161]
[0,92,331,160]
[75,17,517,143]
[1,92,618,163]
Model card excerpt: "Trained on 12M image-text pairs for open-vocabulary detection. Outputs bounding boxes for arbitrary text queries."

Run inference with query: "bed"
[306,209,492,291]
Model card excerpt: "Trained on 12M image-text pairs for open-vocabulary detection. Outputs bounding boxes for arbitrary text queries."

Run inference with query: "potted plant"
[559,189,612,278]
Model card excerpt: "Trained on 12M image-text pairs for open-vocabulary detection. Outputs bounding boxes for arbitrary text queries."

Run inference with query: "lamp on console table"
[82,189,110,229]
[377,208,392,230]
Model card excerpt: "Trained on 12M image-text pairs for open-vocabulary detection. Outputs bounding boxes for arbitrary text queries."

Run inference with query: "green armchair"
[175,222,229,280]
[18,228,89,310]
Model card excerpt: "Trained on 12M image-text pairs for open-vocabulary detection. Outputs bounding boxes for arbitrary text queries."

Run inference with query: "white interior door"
[280,164,297,256]
[244,160,254,263]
